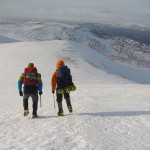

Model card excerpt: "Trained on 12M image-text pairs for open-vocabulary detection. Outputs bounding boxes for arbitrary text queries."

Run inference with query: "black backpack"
[57,66,73,89]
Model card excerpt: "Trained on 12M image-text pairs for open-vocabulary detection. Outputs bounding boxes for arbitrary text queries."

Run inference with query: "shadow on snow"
[78,111,150,117]
[37,111,150,119]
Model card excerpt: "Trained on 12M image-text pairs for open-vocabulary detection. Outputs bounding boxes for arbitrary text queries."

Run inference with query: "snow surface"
[0,23,150,150]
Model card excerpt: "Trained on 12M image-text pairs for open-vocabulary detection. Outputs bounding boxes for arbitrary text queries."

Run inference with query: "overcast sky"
[0,0,150,24]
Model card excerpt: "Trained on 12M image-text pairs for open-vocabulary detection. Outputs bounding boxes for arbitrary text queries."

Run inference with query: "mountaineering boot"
[65,98,73,113]
[32,113,38,119]
[57,112,64,116]
[24,109,29,116]
[67,104,73,113]
[57,103,64,116]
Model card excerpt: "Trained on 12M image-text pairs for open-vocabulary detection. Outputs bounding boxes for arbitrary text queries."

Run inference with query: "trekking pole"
[40,95,42,107]
[53,93,56,109]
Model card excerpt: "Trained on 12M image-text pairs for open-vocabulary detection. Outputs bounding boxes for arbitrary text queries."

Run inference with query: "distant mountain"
[0,35,19,43]
[0,21,149,69]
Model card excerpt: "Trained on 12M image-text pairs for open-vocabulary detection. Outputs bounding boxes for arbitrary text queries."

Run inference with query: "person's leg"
[23,94,30,116]
[56,91,64,116]
[64,93,73,113]
[31,93,38,117]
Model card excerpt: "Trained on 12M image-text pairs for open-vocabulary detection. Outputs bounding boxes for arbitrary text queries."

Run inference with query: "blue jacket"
[18,72,43,94]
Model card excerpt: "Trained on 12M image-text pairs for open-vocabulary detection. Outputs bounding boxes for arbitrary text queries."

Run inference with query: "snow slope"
[1,21,150,70]
[0,21,150,150]
[0,39,150,150]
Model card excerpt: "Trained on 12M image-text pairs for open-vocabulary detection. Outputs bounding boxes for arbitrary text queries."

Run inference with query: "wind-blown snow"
[0,21,150,150]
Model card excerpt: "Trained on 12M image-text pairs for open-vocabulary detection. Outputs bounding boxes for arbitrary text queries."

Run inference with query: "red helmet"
[56,60,65,68]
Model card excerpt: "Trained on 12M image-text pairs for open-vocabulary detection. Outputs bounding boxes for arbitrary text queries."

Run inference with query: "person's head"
[28,63,34,68]
[56,60,64,68]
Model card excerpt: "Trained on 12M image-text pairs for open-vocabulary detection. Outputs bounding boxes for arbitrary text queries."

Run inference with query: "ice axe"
[53,93,56,109]
[40,95,42,107]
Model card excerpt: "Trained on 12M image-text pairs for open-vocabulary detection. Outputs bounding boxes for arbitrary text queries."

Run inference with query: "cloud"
[16,8,148,26]
[0,0,149,25]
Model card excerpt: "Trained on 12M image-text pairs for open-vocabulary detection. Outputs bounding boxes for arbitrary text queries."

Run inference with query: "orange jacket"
[51,60,65,91]
[51,70,58,91]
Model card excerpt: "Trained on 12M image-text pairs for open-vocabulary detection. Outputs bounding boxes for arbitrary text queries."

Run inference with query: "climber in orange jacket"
[51,60,74,116]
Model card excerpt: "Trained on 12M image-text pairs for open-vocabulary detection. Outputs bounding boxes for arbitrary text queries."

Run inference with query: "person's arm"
[37,73,43,95]
[51,71,58,93]
[38,82,43,92]
[18,73,24,96]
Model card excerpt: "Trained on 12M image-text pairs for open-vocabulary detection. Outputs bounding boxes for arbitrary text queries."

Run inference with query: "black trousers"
[56,92,72,112]
[23,93,38,115]
[56,92,71,104]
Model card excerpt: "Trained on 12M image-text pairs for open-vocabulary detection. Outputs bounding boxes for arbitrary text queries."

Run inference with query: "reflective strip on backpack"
[58,85,76,94]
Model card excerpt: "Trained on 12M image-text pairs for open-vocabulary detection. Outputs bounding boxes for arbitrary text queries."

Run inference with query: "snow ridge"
[0,21,150,149]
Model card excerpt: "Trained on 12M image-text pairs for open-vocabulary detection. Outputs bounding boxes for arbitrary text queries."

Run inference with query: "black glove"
[39,91,43,95]
[19,91,23,96]
[52,91,55,94]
